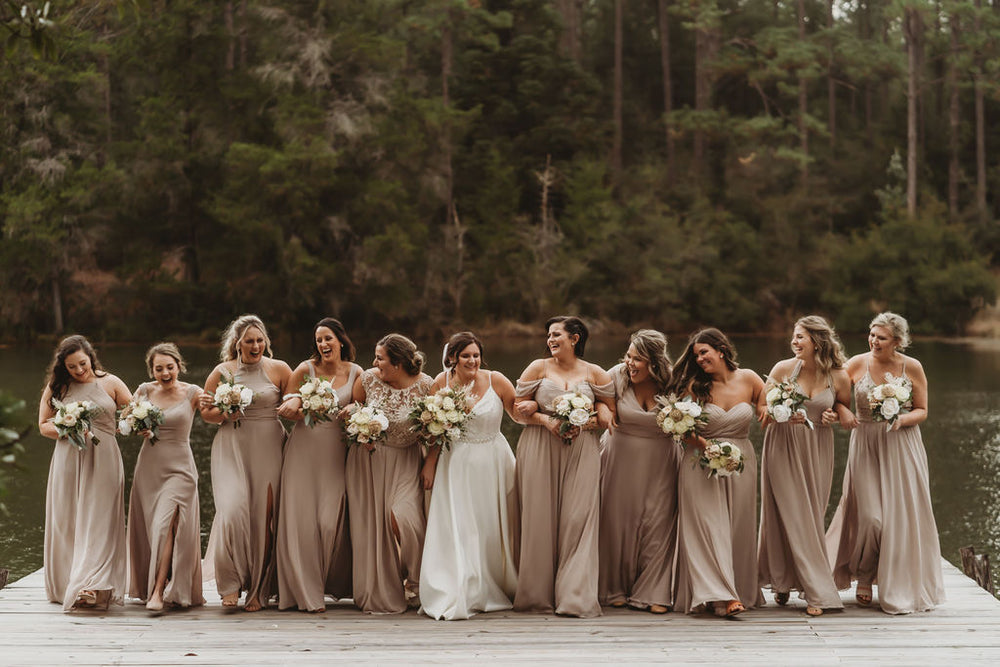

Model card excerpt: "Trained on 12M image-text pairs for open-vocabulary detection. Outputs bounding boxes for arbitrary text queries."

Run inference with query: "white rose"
[554,398,571,414]
[880,397,900,420]
[871,385,884,401]
[216,383,232,396]
[300,381,316,396]
[765,387,781,404]
[53,413,66,426]
[62,413,78,427]
[428,421,445,436]
[445,410,461,423]
[771,404,792,423]
[118,419,131,435]
[568,408,591,427]
[680,401,702,418]
[447,427,461,440]
[682,415,695,428]
[660,417,675,434]
[374,414,389,430]
[895,385,911,402]
[354,410,371,425]
[239,387,254,406]
[441,397,456,411]
[133,404,149,420]
[570,395,588,409]
[308,396,324,411]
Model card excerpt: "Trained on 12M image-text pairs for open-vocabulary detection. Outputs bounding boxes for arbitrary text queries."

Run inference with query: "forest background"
[0,0,998,344]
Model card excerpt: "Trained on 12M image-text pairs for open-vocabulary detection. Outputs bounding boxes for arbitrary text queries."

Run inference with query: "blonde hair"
[145,342,187,377]
[220,314,274,362]
[794,315,847,378]
[621,329,672,393]
[869,311,911,350]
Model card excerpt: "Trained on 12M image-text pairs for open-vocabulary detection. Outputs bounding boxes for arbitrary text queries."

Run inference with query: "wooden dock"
[2,560,999,664]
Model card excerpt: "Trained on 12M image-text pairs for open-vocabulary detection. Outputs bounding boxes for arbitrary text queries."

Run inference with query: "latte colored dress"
[345,370,432,614]
[598,365,680,610]
[276,363,358,611]
[44,380,127,610]
[674,402,763,613]
[127,383,205,607]
[420,375,518,620]
[205,359,286,605]
[757,362,842,610]
[512,377,614,618]
[826,364,945,614]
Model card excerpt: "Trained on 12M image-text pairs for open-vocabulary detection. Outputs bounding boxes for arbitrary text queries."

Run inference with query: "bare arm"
[277,362,309,421]
[198,365,227,424]
[37,386,58,440]
[893,356,928,429]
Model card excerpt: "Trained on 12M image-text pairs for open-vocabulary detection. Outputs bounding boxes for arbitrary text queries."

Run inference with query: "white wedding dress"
[419,375,518,620]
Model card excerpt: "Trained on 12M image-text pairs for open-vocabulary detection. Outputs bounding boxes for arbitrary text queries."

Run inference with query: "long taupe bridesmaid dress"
[512,377,614,618]
[757,361,842,611]
[826,362,945,614]
[674,402,763,613]
[276,362,358,611]
[205,358,286,606]
[127,383,205,608]
[44,380,127,610]
[598,365,679,610]
[345,369,431,614]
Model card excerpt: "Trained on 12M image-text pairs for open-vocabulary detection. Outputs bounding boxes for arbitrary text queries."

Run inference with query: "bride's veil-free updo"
[377,333,426,376]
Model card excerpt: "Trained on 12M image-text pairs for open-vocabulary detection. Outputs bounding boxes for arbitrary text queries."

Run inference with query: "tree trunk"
[52,273,63,334]
[555,0,581,63]
[612,0,624,186]
[239,0,248,68]
[974,0,987,222]
[827,0,836,149]
[798,0,809,183]
[904,7,920,218]
[225,1,235,71]
[948,10,960,219]
[693,15,716,178]
[658,0,674,179]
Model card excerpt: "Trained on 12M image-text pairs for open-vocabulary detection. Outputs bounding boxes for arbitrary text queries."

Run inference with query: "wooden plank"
[1,559,999,664]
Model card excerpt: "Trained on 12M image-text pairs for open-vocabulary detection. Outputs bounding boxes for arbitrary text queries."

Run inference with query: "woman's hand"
[820,408,838,426]
[515,400,538,420]
[198,392,214,411]
[420,455,438,490]
[277,396,303,420]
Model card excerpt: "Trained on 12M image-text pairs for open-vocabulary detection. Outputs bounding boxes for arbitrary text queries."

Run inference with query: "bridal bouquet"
[867,375,912,430]
[117,398,165,443]
[550,389,596,444]
[409,385,472,450]
[765,377,814,430]
[297,377,340,428]
[53,400,101,450]
[655,394,707,445]
[345,403,390,451]
[212,376,254,428]
[699,439,744,478]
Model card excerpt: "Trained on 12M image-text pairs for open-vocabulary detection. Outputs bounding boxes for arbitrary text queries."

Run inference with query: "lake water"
[2,334,999,587]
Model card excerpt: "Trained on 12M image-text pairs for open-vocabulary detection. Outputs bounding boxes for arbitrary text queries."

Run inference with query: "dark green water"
[2,335,999,585]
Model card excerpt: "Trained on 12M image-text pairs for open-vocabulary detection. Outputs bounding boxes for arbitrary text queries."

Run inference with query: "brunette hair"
[444,331,485,369]
[311,317,356,362]
[145,342,187,377]
[620,329,672,393]
[220,314,273,362]
[667,328,739,403]
[377,333,426,376]
[45,335,107,404]
[869,311,911,350]
[545,315,588,357]
[794,315,847,378]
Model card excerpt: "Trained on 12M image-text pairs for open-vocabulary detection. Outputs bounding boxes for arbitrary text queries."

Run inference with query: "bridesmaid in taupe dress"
[599,329,678,613]
[668,328,764,617]
[512,316,614,618]
[345,333,431,614]
[127,343,205,611]
[37,335,132,611]
[826,312,945,614]
[275,318,361,611]
[200,315,292,612]
[757,316,851,616]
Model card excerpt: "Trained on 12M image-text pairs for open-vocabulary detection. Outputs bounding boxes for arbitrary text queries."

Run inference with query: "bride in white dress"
[419,331,520,620]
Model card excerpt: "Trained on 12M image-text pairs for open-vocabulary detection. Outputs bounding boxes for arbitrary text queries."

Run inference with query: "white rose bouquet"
[52,399,102,451]
[698,439,744,478]
[117,398,165,443]
[655,394,708,445]
[764,377,814,430]
[345,402,390,452]
[212,375,254,428]
[867,375,913,431]
[297,377,340,428]
[409,384,473,451]
[550,389,596,444]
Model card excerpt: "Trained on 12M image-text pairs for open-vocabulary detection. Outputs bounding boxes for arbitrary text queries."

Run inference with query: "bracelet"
[282,393,301,401]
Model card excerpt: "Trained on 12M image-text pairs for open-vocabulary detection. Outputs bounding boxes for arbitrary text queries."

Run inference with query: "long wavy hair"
[45,335,107,404]
[618,329,672,393]
[311,317,356,363]
[870,311,911,350]
[795,315,847,378]
[377,333,426,376]
[220,314,273,362]
[666,328,739,403]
